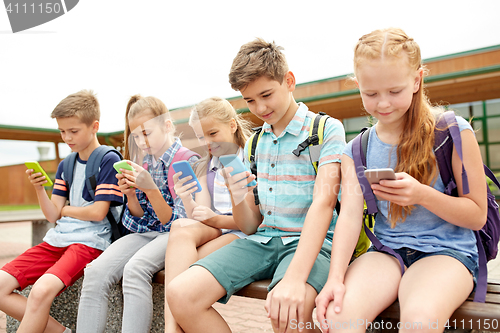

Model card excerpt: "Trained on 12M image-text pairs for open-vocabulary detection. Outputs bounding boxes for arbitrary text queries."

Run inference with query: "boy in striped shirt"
[0,90,122,333]
[168,39,345,333]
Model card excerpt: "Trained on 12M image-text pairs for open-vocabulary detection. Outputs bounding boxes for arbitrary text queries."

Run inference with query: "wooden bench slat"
[487,280,500,294]
[487,279,500,285]
[234,279,271,299]
[467,292,500,304]
[449,302,500,330]
[154,270,165,284]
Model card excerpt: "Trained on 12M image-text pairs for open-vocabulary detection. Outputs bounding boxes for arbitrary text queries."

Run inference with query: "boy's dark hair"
[229,38,289,91]
[51,90,100,126]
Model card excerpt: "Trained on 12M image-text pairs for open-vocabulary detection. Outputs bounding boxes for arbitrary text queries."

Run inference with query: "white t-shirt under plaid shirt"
[243,103,345,244]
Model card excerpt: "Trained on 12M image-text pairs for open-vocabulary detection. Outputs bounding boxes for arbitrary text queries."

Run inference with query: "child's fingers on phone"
[185,185,198,196]
[224,169,248,184]
[221,167,233,179]
[173,172,182,184]
[125,179,136,188]
[120,168,135,176]
[31,176,46,186]
[127,160,141,170]
[178,175,192,186]
[178,181,196,194]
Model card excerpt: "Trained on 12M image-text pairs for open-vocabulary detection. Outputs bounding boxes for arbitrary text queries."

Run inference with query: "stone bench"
[6,276,166,332]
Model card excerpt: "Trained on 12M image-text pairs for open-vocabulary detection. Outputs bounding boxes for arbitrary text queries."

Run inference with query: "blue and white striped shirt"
[244,103,345,244]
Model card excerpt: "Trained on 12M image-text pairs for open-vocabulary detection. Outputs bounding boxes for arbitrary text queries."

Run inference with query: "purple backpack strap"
[352,129,406,275]
[435,111,488,302]
[435,112,469,195]
[168,147,200,199]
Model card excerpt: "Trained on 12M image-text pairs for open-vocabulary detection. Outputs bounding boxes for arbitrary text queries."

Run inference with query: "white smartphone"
[364,168,396,200]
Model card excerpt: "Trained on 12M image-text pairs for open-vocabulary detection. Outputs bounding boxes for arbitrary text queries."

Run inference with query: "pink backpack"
[168,147,200,199]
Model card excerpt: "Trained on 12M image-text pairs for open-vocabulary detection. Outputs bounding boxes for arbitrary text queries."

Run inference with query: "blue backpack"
[352,111,500,303]
[63,145,128,242]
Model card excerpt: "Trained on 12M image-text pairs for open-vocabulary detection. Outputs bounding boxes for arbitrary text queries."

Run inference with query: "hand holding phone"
[113,160,135,174]
[364,168,396,200]
[172,161,202,194]
[219,154,257,187]
[25,161,53,187]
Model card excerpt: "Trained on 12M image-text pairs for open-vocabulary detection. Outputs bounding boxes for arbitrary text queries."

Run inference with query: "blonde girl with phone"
[164,96,253,333]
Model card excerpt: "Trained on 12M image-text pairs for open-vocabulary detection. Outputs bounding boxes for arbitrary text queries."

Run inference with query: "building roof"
[2,44,500,149]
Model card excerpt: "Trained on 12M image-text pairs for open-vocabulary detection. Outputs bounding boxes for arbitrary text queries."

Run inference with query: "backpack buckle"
[292,134,319,157]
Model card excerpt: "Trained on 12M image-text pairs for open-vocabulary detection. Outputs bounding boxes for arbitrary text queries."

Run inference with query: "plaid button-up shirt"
[122,138,199,233]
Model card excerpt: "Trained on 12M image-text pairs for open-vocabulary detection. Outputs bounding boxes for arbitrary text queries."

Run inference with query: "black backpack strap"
[360,127,370,167]
[85,146,122,200]
[249,128,263,206]
[292,114,322,157]
[86,146,124,242]
[63,152,78,191]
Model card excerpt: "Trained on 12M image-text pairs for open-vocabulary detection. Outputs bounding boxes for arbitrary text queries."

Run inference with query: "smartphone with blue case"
[172,161,202,193]
[219,154,257,187]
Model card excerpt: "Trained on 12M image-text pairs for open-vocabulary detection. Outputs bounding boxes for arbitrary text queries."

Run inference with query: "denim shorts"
[367,246,478,289]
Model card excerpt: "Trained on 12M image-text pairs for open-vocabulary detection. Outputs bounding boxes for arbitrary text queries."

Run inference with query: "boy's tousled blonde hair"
[123,95,175,161]
[189,96,253,177]
[229,38,289,91]
[51,90,100,126]
[354,28,438,227]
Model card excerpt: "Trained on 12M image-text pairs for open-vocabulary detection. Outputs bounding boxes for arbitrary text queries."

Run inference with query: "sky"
[1,0,500,166]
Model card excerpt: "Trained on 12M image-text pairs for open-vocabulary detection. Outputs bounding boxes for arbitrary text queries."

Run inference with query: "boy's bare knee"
[166,276,188,309]
[166,279,194,321]
[169,219,184,232]
[0,271,18,296]
[169,219,197,240]
[29,283,58,308]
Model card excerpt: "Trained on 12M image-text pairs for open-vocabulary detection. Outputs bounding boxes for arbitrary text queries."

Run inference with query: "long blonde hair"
[189,96,253,177]
[123,95,175,162]
[354,28,438,227]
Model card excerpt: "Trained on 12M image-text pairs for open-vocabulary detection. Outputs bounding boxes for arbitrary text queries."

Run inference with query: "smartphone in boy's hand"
[25,161,53,187]
[219,154,257,187]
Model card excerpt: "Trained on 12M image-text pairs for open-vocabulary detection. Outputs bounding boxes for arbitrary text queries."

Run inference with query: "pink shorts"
[1,242,102,292]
